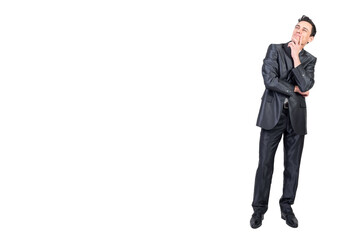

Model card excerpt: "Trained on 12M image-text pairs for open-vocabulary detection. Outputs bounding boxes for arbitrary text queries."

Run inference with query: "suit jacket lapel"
[299,49,308,63]
[283,42,292,58]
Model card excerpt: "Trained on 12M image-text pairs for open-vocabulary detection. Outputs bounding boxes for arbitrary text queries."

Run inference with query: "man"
[250,15,317,229]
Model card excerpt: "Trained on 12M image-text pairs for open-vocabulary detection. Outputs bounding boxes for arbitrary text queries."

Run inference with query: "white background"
[1,0,359,239]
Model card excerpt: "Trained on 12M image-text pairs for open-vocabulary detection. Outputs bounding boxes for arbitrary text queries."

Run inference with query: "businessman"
[250,15,317,228]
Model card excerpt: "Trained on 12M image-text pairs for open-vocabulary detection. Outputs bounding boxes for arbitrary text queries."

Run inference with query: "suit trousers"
[252,107,304,214]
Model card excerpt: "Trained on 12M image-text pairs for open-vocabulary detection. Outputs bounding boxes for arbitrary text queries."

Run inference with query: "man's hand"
[294,85,309,97]
[288,36,302,67]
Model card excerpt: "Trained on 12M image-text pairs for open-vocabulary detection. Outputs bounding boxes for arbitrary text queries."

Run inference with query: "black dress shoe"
[250,213,264,229]
[281,212,298,228]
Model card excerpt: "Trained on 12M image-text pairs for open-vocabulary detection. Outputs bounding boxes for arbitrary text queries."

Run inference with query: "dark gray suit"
[256,43,316,135]
[252,43,317,214]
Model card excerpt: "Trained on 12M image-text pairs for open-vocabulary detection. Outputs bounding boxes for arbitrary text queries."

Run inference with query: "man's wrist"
[293,57,301,68]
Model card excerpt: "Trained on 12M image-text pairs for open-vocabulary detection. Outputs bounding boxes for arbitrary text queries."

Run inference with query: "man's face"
[292,21,314,46]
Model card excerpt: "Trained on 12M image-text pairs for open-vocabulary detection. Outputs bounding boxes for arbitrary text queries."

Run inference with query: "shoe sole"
[250,222,262,229]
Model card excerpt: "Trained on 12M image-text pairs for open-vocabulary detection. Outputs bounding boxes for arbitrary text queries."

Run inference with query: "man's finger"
[302,92,309,96]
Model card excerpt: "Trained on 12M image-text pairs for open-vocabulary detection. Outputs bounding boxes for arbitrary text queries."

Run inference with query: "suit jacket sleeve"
[262,44,294,96]
[292,57,317,92]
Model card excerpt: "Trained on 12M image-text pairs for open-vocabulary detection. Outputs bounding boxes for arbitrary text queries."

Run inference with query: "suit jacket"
[256,43,317,135]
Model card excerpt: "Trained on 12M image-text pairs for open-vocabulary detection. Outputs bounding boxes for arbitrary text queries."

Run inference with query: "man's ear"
[307,36,314,44]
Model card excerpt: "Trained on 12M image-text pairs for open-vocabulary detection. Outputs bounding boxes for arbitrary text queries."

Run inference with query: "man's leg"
[279,122,305,213]
[252,111,287,214]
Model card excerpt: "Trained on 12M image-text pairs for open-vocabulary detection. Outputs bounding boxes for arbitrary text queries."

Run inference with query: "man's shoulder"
[265,43,287,56]
[266,43,290,53]
[268,42,288,48]
[268,42,317,61]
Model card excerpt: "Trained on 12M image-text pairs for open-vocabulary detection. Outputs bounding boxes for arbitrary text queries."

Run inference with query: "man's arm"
[291,58,317,92]
[288,37,316,92]
[262,44,295,96]
[294,85,309,97]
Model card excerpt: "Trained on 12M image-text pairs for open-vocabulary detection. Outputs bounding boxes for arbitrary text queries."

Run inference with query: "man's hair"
[298,15,316,37]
